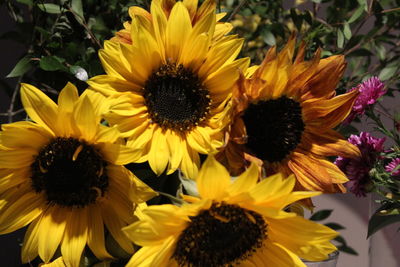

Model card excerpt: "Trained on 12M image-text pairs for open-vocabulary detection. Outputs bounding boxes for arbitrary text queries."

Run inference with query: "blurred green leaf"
[339,245,359,255]
[337,29,344,48]
[16,0,33,5]
[71,0,85,23]
[325,222,346,231]
[262,30,276,46]
[39,56,67,71]
[6,56,33,78]
[375,44,386,61]
[379,65,398,81]
[343,22,352,40]
[348,5,365,24]
[290,8,303,31]
[368,209,400,237]
[38,3,63,14]
[310,209,333,221]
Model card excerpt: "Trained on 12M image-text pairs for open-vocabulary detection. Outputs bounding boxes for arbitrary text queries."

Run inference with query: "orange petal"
[300,130,360,158]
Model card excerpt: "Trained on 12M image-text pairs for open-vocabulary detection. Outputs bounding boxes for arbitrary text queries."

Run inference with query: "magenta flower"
[385,158,400,177]
[344,76,385,124]
[335,132,385,196]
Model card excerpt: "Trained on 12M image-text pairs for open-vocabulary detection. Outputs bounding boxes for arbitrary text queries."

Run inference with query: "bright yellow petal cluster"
[111,0,233,45]
[0,83,156,266]
[123,156,338,267]
[88,0,249,179]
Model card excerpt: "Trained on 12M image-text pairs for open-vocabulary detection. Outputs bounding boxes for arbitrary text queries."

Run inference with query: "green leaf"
[262,30,276,46]
[16,0,33,5]
[290,8,303,31]
[337,29,344,48]
[334,235,346,245]
[343,22,352,40]
[375,44,386,61]
[325,222,346,230]
[357,0,368,11]
[39,56,66,71]
[368,211,400,237]
[6,56,33,78]
[379,65,398,81]
[71,0,84,23]
[38,3,62,14]
[339,245,359,255]
[310,209,333,221]
[348,5,365,24]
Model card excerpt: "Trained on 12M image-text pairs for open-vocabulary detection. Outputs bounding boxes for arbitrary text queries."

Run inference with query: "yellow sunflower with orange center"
[216,37,360,197]
[88,0,249,179]
[0,83,155,266]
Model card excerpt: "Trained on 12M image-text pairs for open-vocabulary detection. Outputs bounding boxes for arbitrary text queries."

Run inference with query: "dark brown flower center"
[30,137,108,207]
[143,63,211,133]
[242,96,304,163]
[173,202,267,267]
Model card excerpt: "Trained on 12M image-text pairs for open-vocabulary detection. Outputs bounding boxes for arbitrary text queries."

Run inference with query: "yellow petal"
[150,0,168,59]
[150,236,176,266]
[107,165,156,204]
[166,131,184,175]
[38,206,67,263]
[20,83,57,133]
[95,125,121,144]
[39,257,66,267]
[102,205,134,254]
[166,2,192,62]
[81,89,111,117]
[129,17,162,80]
[57,82,79,114]
[262,241,306,267]
[61,208,88,267]
[183,0,198,20]
[227,162,259,196]
[73,95,98,142]
[0,149,36,168]
[180,144,200,179]
[99,143,142,165]
[199,38,244,78]
[268,216,338,261]
[196,156,230,200]
[99,41,132,81]
[123,220,168,247]
[21,217,40,263]
[249,173,295,202]
[126,245,163,267]
[148,129,169,175]
[87,206,113,260]
[0,192,45,234]
[87,75,141,97]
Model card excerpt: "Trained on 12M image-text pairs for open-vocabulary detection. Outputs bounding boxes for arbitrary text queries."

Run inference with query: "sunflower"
[87,0,249,179]
[111,0,233,45]
[123,156,338,267]
[0,83,156,266]
[216,36,360,196]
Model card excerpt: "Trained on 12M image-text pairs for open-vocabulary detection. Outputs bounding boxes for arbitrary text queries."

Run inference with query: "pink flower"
[335,132,385,196]
[344,76,385,124]
[385,158,400,177]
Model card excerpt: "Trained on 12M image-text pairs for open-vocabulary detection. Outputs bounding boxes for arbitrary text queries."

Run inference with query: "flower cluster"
[2,0,384,266]
[333,74,400,238]
[335,132,386,196]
